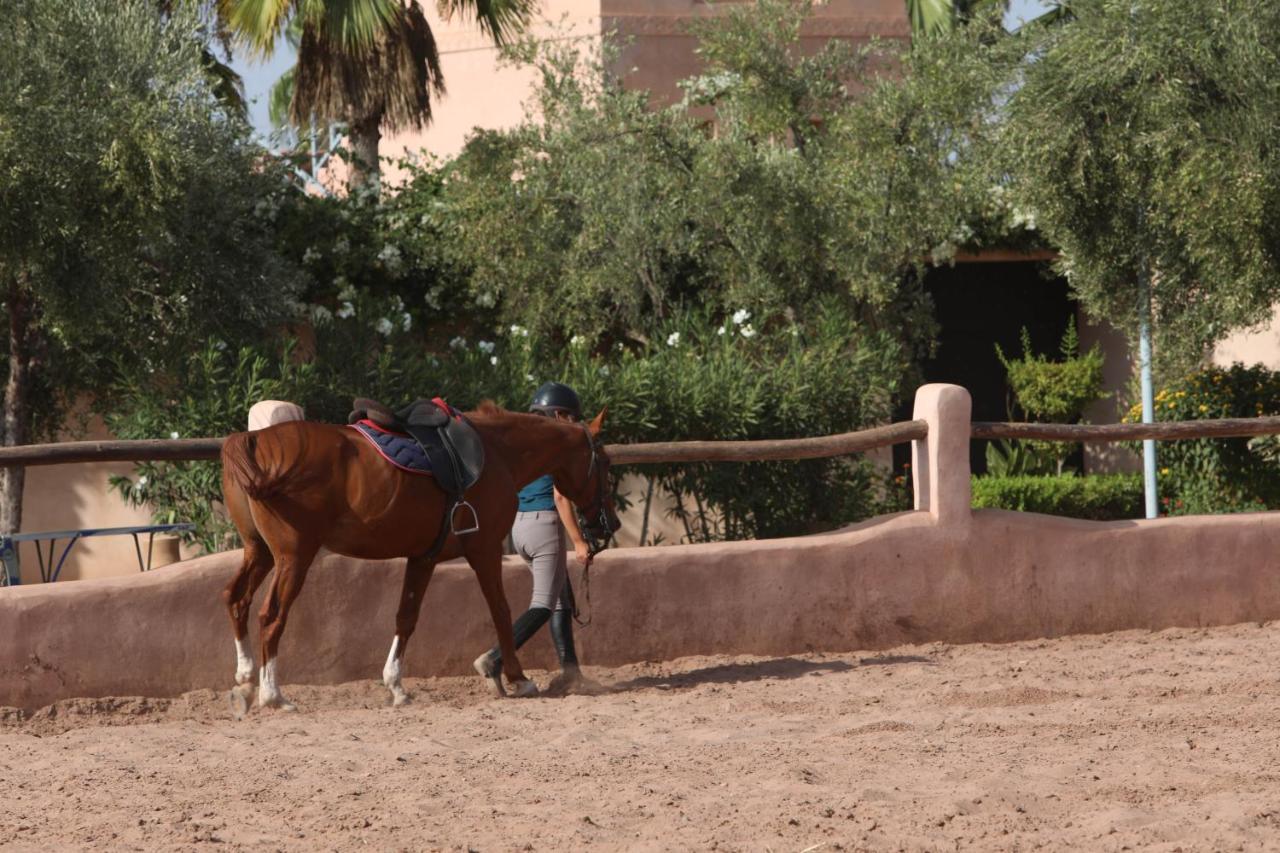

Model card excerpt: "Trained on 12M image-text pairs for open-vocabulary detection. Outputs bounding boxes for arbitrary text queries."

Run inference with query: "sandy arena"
[4,622,1280,851]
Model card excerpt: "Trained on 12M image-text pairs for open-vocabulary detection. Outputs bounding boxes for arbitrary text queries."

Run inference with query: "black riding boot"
[550,608,579,668]
[477,606,550,676]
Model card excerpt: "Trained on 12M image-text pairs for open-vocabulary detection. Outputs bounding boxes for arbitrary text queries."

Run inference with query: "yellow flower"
[1198,404,1208,413]
[1160,468,1170,475]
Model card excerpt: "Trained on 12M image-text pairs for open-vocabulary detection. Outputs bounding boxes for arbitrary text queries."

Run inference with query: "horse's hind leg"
[382,555,437,707]
[222,536,274,686]
[256,539,320,711]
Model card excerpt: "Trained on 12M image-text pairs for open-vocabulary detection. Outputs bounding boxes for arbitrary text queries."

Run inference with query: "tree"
[226,0,533,190]
[440,1,1006,351]
[0,0,302,533]
[1005,0,1280,512]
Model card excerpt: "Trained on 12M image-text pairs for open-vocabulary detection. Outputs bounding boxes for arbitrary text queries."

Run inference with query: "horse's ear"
[588,407,607,437]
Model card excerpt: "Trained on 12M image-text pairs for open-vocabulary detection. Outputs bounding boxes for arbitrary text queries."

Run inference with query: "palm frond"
[438,0,535,46]
[203,48,248,118]
[225,0,294,56]
[269,64,296,127]
[906,0,956,37]
[291,0,442,131]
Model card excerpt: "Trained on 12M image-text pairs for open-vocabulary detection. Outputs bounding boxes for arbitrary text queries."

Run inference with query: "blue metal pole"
[1140,278,1158,519]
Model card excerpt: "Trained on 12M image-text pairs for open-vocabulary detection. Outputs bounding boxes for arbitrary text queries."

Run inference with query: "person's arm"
[554,488,593,566]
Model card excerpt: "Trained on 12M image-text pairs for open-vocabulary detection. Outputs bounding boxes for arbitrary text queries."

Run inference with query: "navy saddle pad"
[350,420,434,475]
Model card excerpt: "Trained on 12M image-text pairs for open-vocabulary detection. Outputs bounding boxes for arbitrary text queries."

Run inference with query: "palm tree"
[225,0,533,190]
[905,0,1069,38]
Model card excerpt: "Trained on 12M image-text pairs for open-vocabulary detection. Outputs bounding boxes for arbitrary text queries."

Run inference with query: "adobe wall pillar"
[247,400,305,431]
[910,384,972,526]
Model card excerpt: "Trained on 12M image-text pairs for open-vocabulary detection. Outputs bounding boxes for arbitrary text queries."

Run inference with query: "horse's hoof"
[509,678,539,698]
[257,693,297,712]
[228,684,253,720]
[474,652,505,697]
[391,689,412,707]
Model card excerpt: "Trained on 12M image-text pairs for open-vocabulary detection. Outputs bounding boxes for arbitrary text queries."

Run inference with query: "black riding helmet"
[529,381,582,419]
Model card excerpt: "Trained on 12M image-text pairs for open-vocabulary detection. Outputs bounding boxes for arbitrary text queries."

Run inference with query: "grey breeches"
[511,510,572,612]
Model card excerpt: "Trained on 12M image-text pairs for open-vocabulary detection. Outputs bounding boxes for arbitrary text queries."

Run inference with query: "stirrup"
[451,500,480,535]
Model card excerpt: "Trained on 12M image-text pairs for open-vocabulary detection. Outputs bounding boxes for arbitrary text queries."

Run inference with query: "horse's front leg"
[382,555,436,706]
[468,544,537,698]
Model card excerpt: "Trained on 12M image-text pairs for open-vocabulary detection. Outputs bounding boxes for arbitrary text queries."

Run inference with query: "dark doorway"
[893,261,1076,474]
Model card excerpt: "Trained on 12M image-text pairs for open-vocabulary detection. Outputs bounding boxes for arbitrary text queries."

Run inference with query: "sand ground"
[4,622,1280,851]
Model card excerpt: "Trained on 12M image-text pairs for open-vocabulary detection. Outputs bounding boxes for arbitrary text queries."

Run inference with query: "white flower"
[732,309,751,326]
[376,317,394,337]
[570,335,585,348]
[310,305,333,324]
[475,291,496,308]
[334,236,351,255]
[213,340,228,351]
[377,244,403,272]
[336,302,355,319]
[401,312,412,332]
[525,373,535,382]
[301,247,321,265]
[716,326,727,336]
[666,331,681,347]
[169,431,179,440]
[490,355,499,366]
[449,336,468,350]
[599,365,611,376]
[137,475,148,486]
[740,324,757,339]
[478,340,496,354]
[509,324,529,337]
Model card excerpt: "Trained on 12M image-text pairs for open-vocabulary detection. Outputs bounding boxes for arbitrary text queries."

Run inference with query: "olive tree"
[1005,0,1280,514]
[0,0,301,532]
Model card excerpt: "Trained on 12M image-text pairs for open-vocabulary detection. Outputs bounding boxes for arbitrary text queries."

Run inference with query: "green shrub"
[971,474,1144,520]
[993,320,1105,475]
[108,302,911,550]
[1124,363,1280,514]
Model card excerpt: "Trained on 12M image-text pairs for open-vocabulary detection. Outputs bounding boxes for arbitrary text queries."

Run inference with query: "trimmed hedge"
[971,474,1144,521]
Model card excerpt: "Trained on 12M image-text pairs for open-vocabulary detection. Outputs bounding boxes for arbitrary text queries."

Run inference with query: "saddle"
[348,397,486,504]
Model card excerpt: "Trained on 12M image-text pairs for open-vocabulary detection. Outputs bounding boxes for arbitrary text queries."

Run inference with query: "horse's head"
[553,408,622,553]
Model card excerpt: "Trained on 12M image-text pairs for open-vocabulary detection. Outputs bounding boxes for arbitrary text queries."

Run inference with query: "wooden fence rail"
[1,414,1279,469]
[971,416,1280,443]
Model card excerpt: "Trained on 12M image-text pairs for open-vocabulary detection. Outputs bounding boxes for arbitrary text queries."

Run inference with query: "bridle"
[574,421,614,558]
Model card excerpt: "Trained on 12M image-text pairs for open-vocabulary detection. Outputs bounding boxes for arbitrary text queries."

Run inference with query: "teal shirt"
[518,474,556,512]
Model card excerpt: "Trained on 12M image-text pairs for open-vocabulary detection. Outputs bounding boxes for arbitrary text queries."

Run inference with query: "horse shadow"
[605,653,935,693]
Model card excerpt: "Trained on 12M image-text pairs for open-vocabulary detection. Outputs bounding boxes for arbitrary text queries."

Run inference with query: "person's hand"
[574,540,593,567]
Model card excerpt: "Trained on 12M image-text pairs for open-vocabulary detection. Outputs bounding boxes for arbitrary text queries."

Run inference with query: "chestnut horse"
[219,402,619,714]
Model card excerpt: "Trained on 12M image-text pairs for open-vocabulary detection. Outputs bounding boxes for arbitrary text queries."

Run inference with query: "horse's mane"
[474,399,506,417]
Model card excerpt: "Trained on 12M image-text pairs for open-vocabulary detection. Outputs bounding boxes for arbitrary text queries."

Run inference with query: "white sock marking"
[258,659,280,706]
[235,638,254,684]
[383,636,403,688]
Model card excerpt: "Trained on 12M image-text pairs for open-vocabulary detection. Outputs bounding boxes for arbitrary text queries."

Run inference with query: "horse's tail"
[222,430,292,501]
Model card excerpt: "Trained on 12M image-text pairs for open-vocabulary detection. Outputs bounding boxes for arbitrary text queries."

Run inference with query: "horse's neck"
[476,413,577,486]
